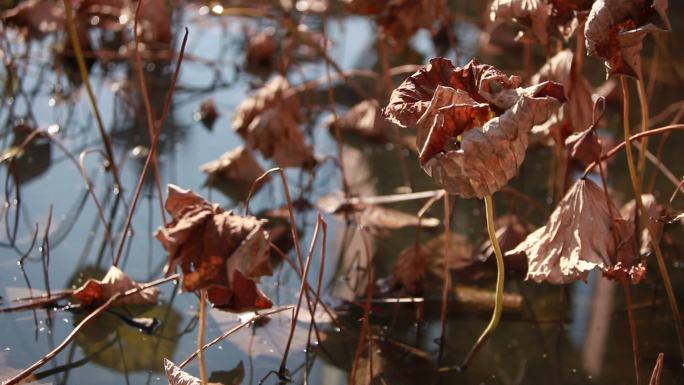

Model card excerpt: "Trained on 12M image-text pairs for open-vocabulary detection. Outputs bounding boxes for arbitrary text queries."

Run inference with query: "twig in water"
[113,28,189,266]
[1,274,180,385]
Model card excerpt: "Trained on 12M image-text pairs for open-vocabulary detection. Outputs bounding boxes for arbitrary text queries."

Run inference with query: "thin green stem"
[621,77,684,361]
[460,194,505,369]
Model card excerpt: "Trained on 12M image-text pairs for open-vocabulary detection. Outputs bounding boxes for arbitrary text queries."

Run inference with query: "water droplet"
[47,124,60,135]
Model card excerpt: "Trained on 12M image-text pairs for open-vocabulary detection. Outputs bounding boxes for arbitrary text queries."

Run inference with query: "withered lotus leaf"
[195,98,219,129]
[384,58,564,198]
[530,49,594,143]
[200,146,266,186]
[377,0,448,47]
[344,0,446,46]
[2,0,64,37]
[343,0,387,15]
[391,232,473,294]
[246,29,278,68]
[585,0,670,78]
[507,178,636,284]
[232,76,315,168]
[489,0,594,44]
[489,0,553,44]
[233,76,299,134]
[73,266,159,306]
[328,99,392,142]
[155,185,273,311]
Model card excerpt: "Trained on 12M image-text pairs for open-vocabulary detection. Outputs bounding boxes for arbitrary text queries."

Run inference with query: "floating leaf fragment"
[72,266,160,306]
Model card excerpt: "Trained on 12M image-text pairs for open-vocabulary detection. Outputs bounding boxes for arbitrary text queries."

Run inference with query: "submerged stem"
[460,194,505,369]
[621,77,684,361]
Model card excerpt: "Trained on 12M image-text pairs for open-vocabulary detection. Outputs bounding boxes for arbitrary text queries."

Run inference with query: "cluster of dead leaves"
[383,57,564,198]
[344,0,447,47]
[155,185,273,311]
[489,0,594,45]
[389,215,529,295]
[585,0,671,78]
[232,76,316,169]
[508,178,653,284]
[3,0,171,48]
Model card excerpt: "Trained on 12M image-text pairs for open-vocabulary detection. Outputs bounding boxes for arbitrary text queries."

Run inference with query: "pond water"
[2,1,684,385]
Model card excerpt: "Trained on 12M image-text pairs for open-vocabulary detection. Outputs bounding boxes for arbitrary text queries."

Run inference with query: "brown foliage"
[508,178,643,284]
[328,99,392,142]
[155,185,273,311]
[384,58,564,198]
[585,0,670,78]
[200,146,266,187]
[343,0,447,47]
[530,49,594,144]
[72,266,159,306]
[489,0,593,44]
[2,0,64,37]
[232,76,316,168]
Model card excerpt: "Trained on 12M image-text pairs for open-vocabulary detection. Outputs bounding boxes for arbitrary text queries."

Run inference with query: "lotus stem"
[438,193,452,363]
[636,78,650,191]
[198,289,208,385]
[621,77,684,361]
[460,194,505,369]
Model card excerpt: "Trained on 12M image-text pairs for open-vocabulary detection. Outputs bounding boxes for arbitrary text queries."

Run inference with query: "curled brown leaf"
[200,146,266,187]
[585,0,670,78]
[232,76,315,168]
[384,58,563,198]
[155,185,273,311]
[329,99,392,142]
